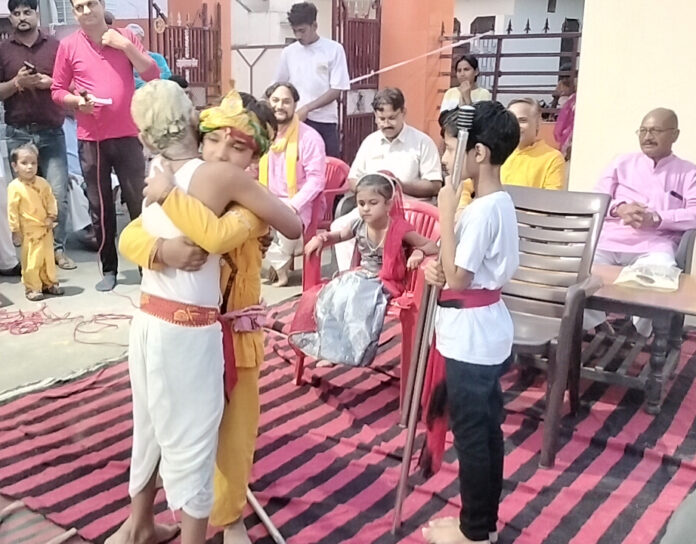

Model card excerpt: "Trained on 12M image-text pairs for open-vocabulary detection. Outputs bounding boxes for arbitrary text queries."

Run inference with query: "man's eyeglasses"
[635,127,677,137]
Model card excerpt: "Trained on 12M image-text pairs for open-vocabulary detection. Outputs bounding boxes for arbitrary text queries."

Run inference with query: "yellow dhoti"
[210,365,260,525]
[119,189,267,528]
[21,231,57,292]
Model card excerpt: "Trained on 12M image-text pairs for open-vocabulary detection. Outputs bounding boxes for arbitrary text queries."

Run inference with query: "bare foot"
[105,517,179,544]
[315,360,335,368]
[427,517,459,528]
[272,267,289,287]
[422,517,489,544]
[426,517,497,542]
[223,517,251,544]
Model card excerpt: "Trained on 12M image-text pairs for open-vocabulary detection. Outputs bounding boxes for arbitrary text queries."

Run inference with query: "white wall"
[107,0,166,20]
[231,0,332,97]
[569,0,696,191]
[50,0,167,24]
[454,0,515,34]
[454,0,584,105]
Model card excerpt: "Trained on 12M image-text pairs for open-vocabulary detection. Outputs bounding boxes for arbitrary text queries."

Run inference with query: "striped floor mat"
[1,297,696,543]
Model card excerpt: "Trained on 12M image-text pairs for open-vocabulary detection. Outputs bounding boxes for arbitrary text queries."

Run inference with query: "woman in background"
[440,54,492,112]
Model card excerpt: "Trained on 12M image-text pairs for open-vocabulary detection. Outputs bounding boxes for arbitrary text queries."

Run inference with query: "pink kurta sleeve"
[594,158,625,217]
[289,127,327,219]
[658,170,696,231]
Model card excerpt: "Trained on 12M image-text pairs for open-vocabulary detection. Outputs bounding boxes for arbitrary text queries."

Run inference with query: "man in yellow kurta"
[457,97,565,209]
[502,98,565,190]
[7,143,63,301]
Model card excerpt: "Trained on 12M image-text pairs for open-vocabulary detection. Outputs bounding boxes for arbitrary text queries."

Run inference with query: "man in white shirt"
[275,1,350,157]
[331,87,443,270]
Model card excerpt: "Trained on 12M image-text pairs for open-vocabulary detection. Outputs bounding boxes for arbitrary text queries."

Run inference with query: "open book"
[614,263,681,292]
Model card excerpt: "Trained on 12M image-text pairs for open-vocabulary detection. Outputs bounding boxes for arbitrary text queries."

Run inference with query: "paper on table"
[614,263,681,292]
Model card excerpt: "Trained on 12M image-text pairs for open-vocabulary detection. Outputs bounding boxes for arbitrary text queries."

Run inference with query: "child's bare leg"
[105,469,178,544]
[272,262,290,287]
[223,517,251,544]
[180,511,208,544]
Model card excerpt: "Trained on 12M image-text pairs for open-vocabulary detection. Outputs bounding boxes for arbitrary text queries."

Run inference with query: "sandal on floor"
[55,250,77,270]
[43,285,64,296]
[26,291,44,301]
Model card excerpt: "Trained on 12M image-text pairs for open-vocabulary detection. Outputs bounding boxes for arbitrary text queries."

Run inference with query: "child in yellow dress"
[7,144,64,301]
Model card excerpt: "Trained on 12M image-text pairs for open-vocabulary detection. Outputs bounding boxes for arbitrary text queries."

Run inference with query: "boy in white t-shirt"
[423,101,521,544]
[275,2,350,157]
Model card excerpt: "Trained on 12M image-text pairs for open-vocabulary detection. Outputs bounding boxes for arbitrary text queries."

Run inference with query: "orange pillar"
[379,0,454,143]
[167,0,233,94]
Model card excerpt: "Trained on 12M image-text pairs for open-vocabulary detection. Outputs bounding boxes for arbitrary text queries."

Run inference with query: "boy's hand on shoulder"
[424,259,446,287]
[144,161,175,205]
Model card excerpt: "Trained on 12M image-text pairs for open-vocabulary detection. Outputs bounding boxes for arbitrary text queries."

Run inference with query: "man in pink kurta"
[588,108,696,335]
[261,82,326,286]
[51,0,158,291]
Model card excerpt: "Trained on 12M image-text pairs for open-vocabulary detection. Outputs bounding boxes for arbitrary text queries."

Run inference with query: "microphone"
[449,105,476,193]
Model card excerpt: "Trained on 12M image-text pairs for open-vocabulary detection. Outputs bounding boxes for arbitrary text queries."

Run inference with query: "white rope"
[348,32,492,84]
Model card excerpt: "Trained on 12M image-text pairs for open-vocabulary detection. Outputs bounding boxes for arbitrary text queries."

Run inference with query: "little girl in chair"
[289,171,438,367]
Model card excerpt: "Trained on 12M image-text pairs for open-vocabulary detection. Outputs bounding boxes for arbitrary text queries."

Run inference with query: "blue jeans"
[6,125,70,251]
[445,356,512,541]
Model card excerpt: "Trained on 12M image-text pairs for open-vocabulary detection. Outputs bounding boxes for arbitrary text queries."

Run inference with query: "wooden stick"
[247,487,286,544]
[392,283,438,533]
[0,500,24,523]
[45,527,78,544]
[399,284,434,426]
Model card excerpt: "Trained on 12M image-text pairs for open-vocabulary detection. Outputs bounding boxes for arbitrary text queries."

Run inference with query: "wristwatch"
[651,211,662,227]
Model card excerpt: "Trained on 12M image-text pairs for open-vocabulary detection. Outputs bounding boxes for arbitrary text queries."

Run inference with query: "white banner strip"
[348,32,492,85]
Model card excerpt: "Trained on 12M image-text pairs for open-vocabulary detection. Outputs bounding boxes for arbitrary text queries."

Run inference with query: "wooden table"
[586,265,696,414]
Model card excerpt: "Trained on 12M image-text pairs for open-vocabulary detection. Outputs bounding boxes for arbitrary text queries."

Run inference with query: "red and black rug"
[1,297,696,543]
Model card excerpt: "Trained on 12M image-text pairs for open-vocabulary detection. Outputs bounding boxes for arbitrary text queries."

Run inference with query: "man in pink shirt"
[589,107,696,335]
[51,0,158,291]
[260,82,326,286]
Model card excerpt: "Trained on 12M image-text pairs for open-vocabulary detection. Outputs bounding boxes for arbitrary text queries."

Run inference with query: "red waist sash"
[140,293,238,398]
[437,288,502,309]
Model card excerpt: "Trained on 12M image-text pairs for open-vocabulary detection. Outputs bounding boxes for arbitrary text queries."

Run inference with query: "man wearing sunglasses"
[51,0,158,291]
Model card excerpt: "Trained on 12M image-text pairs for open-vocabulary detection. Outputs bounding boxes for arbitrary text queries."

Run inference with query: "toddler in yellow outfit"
[7,144,63,301]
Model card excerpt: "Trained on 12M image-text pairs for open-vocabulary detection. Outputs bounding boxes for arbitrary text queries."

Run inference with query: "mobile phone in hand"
[23,61,37,74]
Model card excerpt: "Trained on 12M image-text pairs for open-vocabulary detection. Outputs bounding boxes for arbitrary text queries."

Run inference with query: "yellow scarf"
[258,115,300,198]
